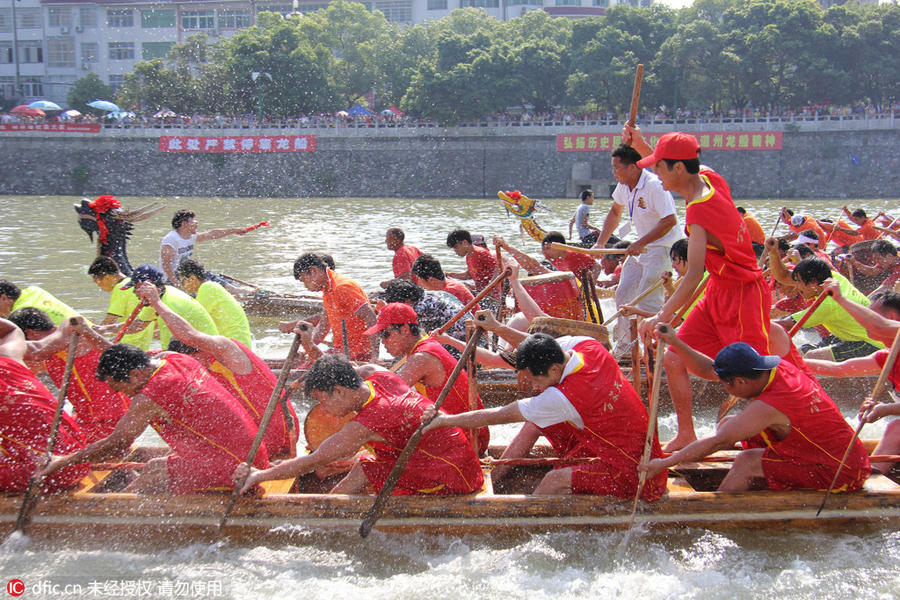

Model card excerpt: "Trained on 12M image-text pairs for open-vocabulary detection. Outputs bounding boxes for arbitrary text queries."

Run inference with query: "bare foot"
[662,432,697,454]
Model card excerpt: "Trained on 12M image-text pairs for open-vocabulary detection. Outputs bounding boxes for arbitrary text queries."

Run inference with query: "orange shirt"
[788,217,827,251]
[857,218,880,241]
[742,212,766,244]
[322,269,372,361]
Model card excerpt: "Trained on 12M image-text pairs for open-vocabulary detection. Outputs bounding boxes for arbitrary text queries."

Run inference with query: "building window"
[142,42,174,60]
[108,42,135,60]
[22,77,43,98]
[374,1,412,22]
[217,10,252,28]
[48,8,72,28]
[108,75,125,94]
[257,5,291,16]
[0,44,11,64]
[556,0,579,4]
[592,0,608,6]
[48,37,75,67]
[18,41,42,63]
[82,42,99,62]
[0,77,14,100]
[466,0,499,7]
[181,11,215,30]
[427,0,447,9]
[0,9,11,33]
[107,9,134,27]
[16,9,41,29]
[300,3,330,11]
[141,10,176,28]
[80,8,98,28]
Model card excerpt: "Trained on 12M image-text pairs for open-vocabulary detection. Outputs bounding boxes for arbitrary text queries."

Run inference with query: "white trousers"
[614,245,672,349]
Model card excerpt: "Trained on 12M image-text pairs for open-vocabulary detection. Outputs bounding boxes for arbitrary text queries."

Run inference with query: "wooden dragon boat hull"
[239,292,321,319]
[3,444,899,547]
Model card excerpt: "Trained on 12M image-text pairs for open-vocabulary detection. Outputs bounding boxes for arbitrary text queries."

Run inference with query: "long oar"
[217,331,304,537]
[788,290,832,337]
[758,207,785,267]
[627,64,644,128]
[822,207,846,246]
[876,214,900,239]
[816,326,900,517]
[112,300,146,344]
[602,276,668,326]
[549,242,645,257]
[12,327,80,537]
[435,267,512,336]
[626,333,668,531]
[673,273,710,323]
[360,326,485,538]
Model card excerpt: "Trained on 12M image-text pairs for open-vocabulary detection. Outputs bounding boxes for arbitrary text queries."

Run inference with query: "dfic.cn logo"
[6,579,24,597]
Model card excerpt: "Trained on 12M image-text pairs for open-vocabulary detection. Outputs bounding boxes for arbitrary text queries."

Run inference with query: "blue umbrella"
[87,100,122,112]
[28,100,62,111]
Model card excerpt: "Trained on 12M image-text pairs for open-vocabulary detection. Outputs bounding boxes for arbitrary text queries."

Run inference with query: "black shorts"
[829,340,881,362]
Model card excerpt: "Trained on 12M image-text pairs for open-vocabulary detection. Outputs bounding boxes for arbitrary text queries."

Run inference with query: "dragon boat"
[2,440,899,547]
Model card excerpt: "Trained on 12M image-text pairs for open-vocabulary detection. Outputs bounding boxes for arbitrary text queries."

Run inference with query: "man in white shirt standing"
[159,209,256,287]
[569,189,601,246]
[593,144,680,352]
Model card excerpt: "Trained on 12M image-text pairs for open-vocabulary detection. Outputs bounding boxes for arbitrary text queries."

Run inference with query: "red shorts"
[0,462,90,494]
[571,462,665,501]
[360,456,477,495]
[167,454,240,494]
[761,448,867,492]
[678,276,771,358]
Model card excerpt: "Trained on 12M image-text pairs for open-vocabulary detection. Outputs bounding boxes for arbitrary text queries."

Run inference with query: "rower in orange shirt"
[782,209,828,251]
[737,207,766,245]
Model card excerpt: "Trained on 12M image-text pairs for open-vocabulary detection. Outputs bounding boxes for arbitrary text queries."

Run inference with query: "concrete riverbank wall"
[0,129,897,199]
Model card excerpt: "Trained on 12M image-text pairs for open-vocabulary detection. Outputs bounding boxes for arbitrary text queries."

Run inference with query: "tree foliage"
[67,73,114,115]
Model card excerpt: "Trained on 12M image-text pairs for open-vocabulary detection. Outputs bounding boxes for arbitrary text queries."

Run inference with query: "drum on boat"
[527,316,610,348]
[520,272,584,321]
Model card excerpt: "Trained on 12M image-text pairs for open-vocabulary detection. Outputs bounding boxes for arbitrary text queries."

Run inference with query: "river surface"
[0,194,899,599]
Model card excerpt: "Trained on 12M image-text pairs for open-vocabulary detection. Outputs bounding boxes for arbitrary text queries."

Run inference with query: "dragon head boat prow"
[75,196,166,276]
[497,190,552,243]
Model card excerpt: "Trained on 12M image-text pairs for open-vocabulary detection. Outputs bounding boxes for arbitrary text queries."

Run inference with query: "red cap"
[363,303,418,336]
[636,132,701,169]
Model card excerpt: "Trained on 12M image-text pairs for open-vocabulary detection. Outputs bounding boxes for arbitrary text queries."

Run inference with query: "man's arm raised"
[821,278,899,345]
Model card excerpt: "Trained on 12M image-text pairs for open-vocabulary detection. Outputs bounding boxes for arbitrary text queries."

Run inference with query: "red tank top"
[755,361,869,482]
[353,371,483,494]
[140,353,269,471]
[207,340,298,457]
[686,168,761,283]
[410,336,489,452]
[538,339,667,501]
[46,347,129,442]
[0,357,89,492]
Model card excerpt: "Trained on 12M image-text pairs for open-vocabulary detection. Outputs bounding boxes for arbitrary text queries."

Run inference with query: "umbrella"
[28,100,62,111]
[109,111,135,119]
[9,105,45,117]
[60,109,81,119]
[335,110,349,117]
[153,109,176,118]
[381,109,394,115]
[88,100,122,112]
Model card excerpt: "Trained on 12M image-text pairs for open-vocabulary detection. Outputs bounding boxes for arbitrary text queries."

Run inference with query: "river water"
[1,194,899,599]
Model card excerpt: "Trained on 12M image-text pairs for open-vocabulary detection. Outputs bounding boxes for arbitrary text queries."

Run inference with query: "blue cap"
[120,264,166,289]
[712,342,780,379]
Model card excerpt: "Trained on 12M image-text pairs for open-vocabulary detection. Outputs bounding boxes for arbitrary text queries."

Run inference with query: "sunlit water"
[1,195,899,599]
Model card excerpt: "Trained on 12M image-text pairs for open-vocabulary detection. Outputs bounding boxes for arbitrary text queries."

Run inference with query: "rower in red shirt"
[446,229,501,303]
[9,308,129,443]
[641,335,870,493]
[135,282,298,459]
[493,231,601,280]
[629,126,770,452]
[235,355,483,496]
[411,254,481,312]
[0,318,88,493]
[38,344,270,494]
[425,331,667,500]
[380,227,423,289]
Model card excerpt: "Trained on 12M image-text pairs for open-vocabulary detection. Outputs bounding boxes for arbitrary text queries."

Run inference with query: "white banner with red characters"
[557,131,783,152]
[159,135,316,153]
[0,123,101,133]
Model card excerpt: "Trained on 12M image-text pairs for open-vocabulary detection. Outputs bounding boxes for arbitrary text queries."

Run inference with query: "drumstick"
[549,243,645,256]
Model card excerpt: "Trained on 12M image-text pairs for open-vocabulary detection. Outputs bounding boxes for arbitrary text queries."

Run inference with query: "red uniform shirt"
[466,246,500,300]
[826,220,860,248]
[322,269,372,361]
[206,340,298,458]
[678,168,771,357]
[531,339,667,501]
[444,278,480,312]
[392,244,423,278]
[0,357,89,493]
[551,252,597,277]
[46,347,130,443]
[353,371,483,495]
[875,349,900,390]
[140,353,270,493]
[752,360,870,491]
[410,336,489,452]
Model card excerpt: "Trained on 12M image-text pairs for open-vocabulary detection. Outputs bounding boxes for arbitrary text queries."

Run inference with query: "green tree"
[67,73,114,114]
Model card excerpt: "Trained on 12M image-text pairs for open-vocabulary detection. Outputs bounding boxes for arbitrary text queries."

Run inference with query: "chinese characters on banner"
[0,124,101,133]
[557,131,783,152]
[159,135,317,153]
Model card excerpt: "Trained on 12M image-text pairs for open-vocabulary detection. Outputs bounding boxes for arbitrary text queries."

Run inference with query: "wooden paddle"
[626,332,668,531]
[822,207,846,246]
[549,242,645,257]
[435,267,512,336]
[217,331,305,538]
[602,276,667,326]
[341,319,350,357]
[359,325,485,538]
[112,300,146,344]
[757,207,785,267]
[673,273,710,323]
[12,327,79,537]
[816,326,900,517]
[787,289,832,337]
[627,64,644,128]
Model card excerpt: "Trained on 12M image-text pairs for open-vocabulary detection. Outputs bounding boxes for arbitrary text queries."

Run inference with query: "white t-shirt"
[574,203,592,239]
[159,230,196,280]
[516,336,596,430]
[612,169,680,248]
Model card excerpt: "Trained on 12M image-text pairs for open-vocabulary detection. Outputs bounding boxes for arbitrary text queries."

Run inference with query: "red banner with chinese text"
[0,124,101,133]
[159,135,316,153]
[557,131,783,152]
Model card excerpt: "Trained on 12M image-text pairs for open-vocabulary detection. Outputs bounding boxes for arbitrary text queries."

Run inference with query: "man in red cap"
[627,126,771,452]
[363,303,488,453]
